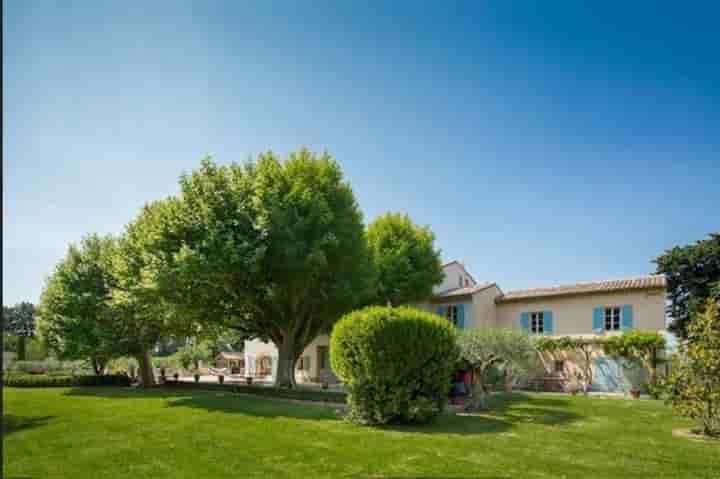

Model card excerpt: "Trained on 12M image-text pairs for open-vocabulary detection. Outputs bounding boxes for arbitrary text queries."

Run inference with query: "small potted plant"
[629,387,641,399]
[218,374,224,384]
[193,371,200,383]
[245,376,253,385]
[173,372,179,382]
[159,367,166,384]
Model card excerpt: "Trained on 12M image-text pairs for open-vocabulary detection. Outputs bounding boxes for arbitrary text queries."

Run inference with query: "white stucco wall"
[243,334,331,382]
[434,262,475,293]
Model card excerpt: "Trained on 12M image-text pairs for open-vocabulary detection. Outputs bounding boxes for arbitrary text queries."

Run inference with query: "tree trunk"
[275,339,299,388]
[648,349,658,388]
[467,369,487,410]
[17,336,26,361]
[136,350,155,387]
[504,372,514,394]
[581,349,593,396]
[92,358,105,375]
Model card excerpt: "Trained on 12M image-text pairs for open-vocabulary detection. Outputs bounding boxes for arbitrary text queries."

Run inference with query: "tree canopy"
[3,302,36,336]
[366,213,444,306]
[142,150,373,387]
[655,233,720,338]
[457,328,537,409]
[3,302,36,361]
[37,235,119,374]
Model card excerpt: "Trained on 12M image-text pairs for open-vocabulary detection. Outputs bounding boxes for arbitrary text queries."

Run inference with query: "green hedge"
[330,306,458,425]
[3,373,131,388]
[163,381,347,403]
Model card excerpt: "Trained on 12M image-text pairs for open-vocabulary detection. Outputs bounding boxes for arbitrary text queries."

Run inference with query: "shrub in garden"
[330,306,457,425]
[10,359,88,376]
[664,299,720,437]
[3,373,131,387]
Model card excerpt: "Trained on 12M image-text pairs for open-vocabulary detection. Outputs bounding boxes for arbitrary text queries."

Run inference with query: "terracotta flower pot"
[630,389,641,399]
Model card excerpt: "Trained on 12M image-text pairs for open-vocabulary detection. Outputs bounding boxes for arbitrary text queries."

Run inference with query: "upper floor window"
[604,307,621,331]
[458,276,463,288]
[530,311,544,334]
[446,305,459,326]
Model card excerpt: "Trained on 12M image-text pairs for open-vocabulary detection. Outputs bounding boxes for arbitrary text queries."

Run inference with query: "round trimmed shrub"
[330,306,458,425]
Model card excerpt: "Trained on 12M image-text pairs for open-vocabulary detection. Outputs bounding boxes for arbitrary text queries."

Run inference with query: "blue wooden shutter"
[621,305,634,330]
[520,312,530,332]
[436,306,446,318]
[593,307,604,332]
[544,310,553,335]
[457,304,465,329]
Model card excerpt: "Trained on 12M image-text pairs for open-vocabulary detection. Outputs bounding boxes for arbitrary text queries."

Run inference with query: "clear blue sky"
[4,1,719,305]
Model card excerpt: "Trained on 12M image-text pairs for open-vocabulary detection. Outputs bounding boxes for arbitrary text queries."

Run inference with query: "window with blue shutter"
[593,307,603,332]
[457,304,465,329]
[520,312,530,332]
[436,306,447,318]
[621,305,633,330]
[544,310,553,334]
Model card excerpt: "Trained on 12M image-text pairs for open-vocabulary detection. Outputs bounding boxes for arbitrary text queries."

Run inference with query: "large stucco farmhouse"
[243,260,668,392]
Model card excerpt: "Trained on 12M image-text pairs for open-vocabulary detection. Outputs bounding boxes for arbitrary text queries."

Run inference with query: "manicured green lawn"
[3,387,718,478]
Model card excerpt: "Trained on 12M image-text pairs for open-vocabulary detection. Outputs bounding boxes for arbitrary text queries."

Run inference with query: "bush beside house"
[331,306,457,425]
[664,299,720,437]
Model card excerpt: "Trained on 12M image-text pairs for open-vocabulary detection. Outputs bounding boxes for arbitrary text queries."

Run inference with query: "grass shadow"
[63,387,341,421]
[62,388,583,435]
[387,393,583,436]
[3,414,55,437]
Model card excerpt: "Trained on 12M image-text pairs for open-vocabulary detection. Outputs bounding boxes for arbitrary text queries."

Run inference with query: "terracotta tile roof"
[496,274,666,303]
[434,282,497,299]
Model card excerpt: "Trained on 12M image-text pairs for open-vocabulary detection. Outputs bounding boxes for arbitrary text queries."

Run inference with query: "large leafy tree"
[37,235,118,374]
[150,150,373,387]
[109,198,199,385]
[366,213,444,306]
[655,233,720,338]
[3,302,36,360]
